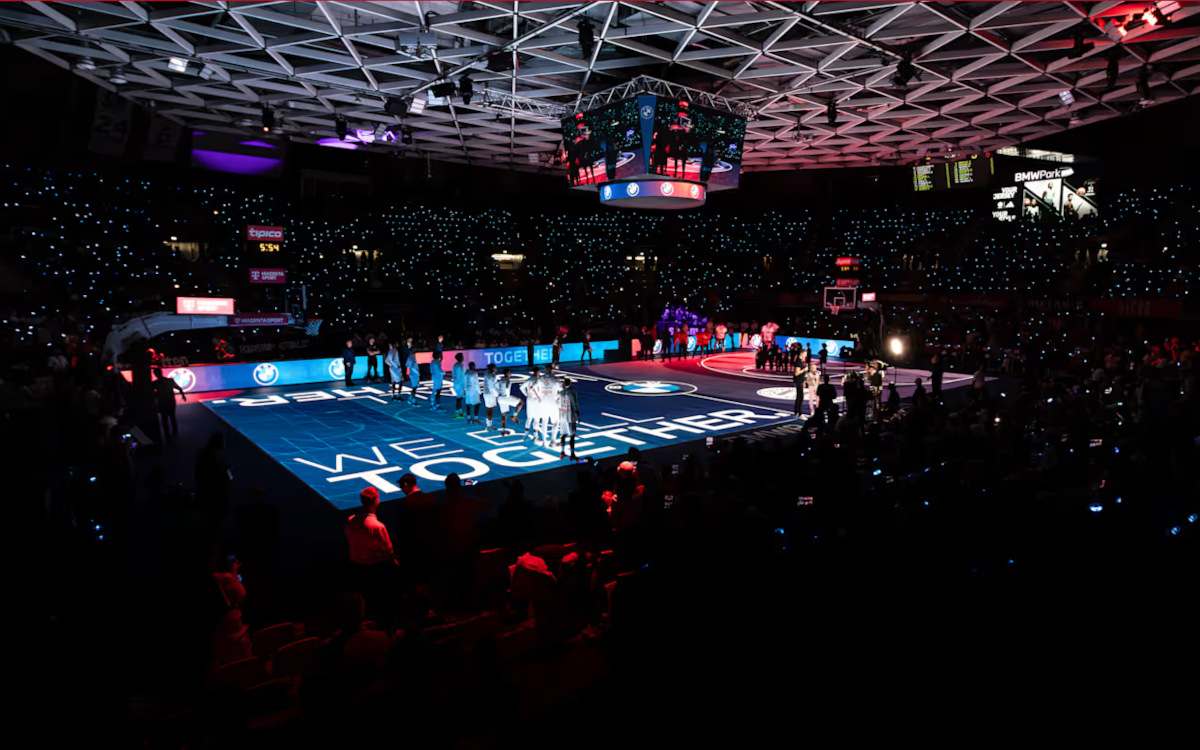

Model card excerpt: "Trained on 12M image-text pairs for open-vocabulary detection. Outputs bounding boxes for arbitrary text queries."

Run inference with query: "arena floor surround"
[200,353,975,511]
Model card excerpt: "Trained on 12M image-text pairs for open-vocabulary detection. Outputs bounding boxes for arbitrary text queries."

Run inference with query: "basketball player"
[430,334,445,411]
[482,363,500,430]
[452,353,467,419]
[497,367,521,436]
[539,366,563,447]
[463,362,482,424]
[521,366,542,440]
[558,378,580,460]
[385,342,402,401]
[582,330,594,364]
[404,347,420,405]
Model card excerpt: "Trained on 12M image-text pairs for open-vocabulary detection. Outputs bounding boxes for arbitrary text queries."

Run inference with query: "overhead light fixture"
[401,127,414,146]
[578,17,595,59]
[528,153,541,164]
[109,68,128,85]
[460,75,474,105]
[1059,89,1075,105]
[168,57,188,73]
[487,51,516,73]
[890,54,920,87]
[826,100,838,127]
[373,123,388,141]
[335,116,348,141]
[384,97,405,116]
[1137,68,1153,100]
[198,64,218,81]
[76,57,96,72]
[1143,7,1165,26]
[408,96,426,115]
[261,107,274,133]
[1067,26,1092,59]
[430,81,456,99]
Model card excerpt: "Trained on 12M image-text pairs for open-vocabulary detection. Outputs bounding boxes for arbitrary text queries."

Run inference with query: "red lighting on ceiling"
[1142,9,1158,26]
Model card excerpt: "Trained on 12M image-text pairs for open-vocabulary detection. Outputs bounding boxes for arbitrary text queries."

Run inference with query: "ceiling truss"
[3,0,1199,172]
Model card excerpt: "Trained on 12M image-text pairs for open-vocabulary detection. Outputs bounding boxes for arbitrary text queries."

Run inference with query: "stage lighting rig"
[430,81,457,99]
[826,100,838,127]
[460,75,474,105]
[77,57,96,72]
[1105,53,1119,89]
[335,116,348,141]
[578,17,595,59]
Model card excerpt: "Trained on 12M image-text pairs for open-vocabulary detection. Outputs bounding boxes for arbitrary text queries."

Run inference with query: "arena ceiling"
[4,1,1200,172]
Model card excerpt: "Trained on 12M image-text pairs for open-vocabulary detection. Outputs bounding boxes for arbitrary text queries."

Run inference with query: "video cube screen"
[649,97,746,189]
[561,98,643,187]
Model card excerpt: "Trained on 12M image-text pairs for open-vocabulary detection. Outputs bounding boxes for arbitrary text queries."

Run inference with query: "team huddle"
[374,340,582,461]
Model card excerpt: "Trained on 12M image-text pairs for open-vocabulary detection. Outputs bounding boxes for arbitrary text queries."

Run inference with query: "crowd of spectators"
[7,163,1200,744]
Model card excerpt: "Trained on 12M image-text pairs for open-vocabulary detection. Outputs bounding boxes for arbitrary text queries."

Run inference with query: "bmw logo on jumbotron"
[690,185,701,199]
[605,380,697,396]
[601,185,612,200]
[169,368,197,392]
[253,362,280,386]
[660,182,674,196]
[329,359,346,380]
[626,182,640,197]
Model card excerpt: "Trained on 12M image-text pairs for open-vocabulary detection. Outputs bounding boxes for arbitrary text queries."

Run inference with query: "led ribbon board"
[599,179,705,209]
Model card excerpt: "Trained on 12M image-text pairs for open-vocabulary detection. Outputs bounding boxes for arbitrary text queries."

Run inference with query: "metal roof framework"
[3,1,1200,173]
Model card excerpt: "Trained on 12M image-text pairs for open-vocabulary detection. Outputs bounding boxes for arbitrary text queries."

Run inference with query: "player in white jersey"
[463,362,482,425]
[520,366,543,440]
[497,367,521,436]
[538,366,563,447]
[482,363,501,430]
[556,378,580,460]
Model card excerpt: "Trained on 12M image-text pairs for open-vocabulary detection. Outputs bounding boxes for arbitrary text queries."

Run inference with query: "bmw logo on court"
[170,368,197,392]
[329,358,346,380]
[606,380,697,396]
[253,362,280,386]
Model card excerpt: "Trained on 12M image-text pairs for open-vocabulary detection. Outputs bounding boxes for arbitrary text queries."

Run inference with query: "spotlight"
[335,116,348,140]
[261,108,274,133]
[460,75,474,105]
[1143,7,1165,26]
[407,96,426,115]
[198,64,219,81]
[889,337,903,356]
[1059,89,1075,105]
[373,122,388,141]
[384,97,405,116]
[826,100,838,127]
[430,80,456,99]
[77,57,96,72]
[109,68,128,84]
[578,17,595,59]
[168,57,189,73]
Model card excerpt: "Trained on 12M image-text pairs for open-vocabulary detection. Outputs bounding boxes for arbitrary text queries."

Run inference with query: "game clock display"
[248,241,281,253]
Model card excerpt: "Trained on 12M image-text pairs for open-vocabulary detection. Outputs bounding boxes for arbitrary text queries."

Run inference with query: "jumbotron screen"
[561,94,746,191]
[562,98,643,187]
[989,161,1100,222]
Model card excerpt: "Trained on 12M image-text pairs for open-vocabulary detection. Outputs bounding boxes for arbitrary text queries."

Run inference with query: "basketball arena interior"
[5,1,1200,744]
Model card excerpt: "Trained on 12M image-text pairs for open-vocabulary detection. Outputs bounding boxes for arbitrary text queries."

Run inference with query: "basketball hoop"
[830,305,840,317]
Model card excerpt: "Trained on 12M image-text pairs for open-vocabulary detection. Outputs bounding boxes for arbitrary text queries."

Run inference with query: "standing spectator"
[195,432,232,532]
[396,473,437,585]
[345,487,399,615]
[660,326,673,363]
[152,367,187,440]
[817,374,838,425]
[818,344,828,373]
[438,474,489,610]
[342,339,356,386]
[674,326,688,360]
[913,376,927,405]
